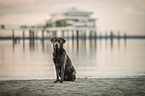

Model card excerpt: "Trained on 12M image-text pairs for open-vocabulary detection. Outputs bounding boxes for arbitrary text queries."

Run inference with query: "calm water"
[0,39,145,80]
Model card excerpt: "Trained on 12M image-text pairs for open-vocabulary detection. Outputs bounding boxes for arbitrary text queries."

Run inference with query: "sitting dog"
[50,37,76,83]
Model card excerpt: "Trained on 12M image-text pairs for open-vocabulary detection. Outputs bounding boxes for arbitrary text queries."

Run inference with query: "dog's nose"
[55,44,58,47]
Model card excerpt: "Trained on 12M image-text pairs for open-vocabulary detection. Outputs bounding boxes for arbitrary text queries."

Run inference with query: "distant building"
[45,7,96,30]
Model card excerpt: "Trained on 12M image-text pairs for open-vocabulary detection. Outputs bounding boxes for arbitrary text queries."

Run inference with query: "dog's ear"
[50,37,56,43]
[60,38,66,44]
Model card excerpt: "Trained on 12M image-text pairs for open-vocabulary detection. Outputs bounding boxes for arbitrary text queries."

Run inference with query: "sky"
[0,0,145,35]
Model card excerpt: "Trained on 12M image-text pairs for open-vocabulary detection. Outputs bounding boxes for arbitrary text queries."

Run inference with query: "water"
[0,39,145,80]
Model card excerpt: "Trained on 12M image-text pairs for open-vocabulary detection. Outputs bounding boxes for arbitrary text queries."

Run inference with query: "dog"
[50,37,76,83]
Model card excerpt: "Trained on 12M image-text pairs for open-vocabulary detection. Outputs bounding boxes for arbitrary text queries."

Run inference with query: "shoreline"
[1,76,145,81]
[0,78,145,96]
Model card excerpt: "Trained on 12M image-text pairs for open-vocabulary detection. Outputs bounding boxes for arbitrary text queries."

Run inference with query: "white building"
[46,7,96,31]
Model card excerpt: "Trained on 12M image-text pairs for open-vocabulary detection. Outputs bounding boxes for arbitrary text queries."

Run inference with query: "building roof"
[51,7,92,15]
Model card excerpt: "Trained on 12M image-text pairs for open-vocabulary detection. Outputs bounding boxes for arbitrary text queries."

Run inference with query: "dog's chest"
[53,56,65,66]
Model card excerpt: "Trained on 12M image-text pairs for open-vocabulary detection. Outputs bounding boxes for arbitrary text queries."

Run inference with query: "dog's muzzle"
[54,42,60,48]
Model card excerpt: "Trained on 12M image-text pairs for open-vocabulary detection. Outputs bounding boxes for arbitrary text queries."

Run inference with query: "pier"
[10,28,128,42]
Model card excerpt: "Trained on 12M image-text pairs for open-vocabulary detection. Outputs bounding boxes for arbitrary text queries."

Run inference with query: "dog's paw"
[54,80,59,83]
[60,81,63,83]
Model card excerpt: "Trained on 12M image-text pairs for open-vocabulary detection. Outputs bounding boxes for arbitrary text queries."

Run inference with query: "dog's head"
[50,37,66,49]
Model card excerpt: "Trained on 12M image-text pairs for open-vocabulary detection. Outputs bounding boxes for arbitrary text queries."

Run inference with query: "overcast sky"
[0,0,145,35]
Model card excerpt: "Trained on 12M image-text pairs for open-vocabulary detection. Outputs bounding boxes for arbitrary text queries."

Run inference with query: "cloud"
[0,0,36,5]
[123,6,145,15]
[0,0,73,15]
[0,13,50,25]
[135,0,145,9]
[124,6,134,15]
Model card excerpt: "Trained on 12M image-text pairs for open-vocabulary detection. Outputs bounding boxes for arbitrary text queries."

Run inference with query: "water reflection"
[111,39,113,49]
[76,38,79,54]
[12,38,128,55]
[105,39,108,49]
[23,41,25,52]
[42,41,45,52]
[3,38,145,80]
[29,40,35,51]
[12,41,15,52]
[124,39,127,48]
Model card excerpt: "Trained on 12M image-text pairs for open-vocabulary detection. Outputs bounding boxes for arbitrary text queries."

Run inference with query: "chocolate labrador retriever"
[50,37,76,83]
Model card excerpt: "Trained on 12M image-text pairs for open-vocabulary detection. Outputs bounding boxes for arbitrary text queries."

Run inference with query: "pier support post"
[118,31,120,40]
[72,30,74,40]
[67,30,69,40]
[94,30,97,40]
[76,30,79,51]
[32,31,35,40]
[84,31,86,40]
[12,29,15,40]
[42,30,44,41]
[23,30,25,41]
[76,30,79,40]
[110,31,113,48]
[29,30,32,40]
[124,32,127,40]
[110,31,113,40]
[89,30,92,39]
[124,32,127,47]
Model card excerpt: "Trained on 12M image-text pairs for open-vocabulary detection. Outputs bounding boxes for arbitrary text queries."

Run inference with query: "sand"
[0,78,145,96]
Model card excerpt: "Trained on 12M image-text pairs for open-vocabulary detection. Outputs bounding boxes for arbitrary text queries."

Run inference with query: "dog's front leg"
[54,65,60,83]
[60,64,65,83]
